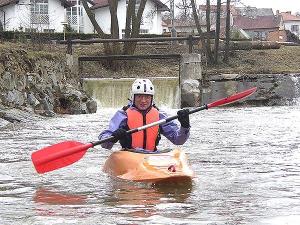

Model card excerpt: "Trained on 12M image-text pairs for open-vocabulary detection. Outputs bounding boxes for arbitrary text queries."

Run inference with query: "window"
[67,3,83,25]
[139,29,148,34]
[30,0,49,24]
[44,29,55,33]
[291,25,299,32]
[25,28,37,33]
[254,31,266,40]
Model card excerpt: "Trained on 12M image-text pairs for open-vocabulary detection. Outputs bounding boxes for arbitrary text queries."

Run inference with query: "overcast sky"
[240,0,300,13]
[169,0,300,14]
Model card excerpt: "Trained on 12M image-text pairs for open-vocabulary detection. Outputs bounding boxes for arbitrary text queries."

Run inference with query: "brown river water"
[0,106,300,225]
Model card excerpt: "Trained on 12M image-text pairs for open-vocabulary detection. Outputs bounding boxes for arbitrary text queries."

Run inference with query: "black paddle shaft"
[91,105,208,147]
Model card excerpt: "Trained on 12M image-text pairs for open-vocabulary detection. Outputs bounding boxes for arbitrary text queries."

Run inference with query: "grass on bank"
[203,46,300,75]
[1,41,300,76]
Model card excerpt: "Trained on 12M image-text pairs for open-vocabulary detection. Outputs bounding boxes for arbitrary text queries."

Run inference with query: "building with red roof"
[277,11,300,38]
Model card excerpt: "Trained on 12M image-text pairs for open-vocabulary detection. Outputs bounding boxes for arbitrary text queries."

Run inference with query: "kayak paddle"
[31,87,257,174]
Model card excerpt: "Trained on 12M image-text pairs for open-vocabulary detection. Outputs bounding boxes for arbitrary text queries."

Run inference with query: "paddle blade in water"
[31,141,92,174]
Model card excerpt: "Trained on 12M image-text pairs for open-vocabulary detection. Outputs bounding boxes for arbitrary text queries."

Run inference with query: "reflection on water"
[1,106,300,224]
[34,188,87,205]
[101,180,193,220]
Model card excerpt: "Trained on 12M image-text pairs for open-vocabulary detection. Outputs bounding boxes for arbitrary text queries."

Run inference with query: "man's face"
[134,94,152,111]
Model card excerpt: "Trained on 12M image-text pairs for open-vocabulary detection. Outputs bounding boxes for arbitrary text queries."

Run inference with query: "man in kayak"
[99,78,190,151]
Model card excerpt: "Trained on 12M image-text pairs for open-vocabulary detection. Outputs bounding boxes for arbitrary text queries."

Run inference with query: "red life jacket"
[126,107,159,151]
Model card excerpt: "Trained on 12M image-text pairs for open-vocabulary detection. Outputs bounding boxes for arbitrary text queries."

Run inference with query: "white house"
[278,11,300,38]
[0,0,169,37]
[90,0,169,38]
[0,0,73,32]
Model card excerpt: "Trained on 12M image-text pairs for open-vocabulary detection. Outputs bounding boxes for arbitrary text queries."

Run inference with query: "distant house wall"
[82,7,94,34]
[168,26,197,33]
[243,28,279,41]
[91,0,127,36]
[3,2,27,31]
[268,30,287,42]
[47,1,67,32]
[92,0,164,38]
[1,0,166,35]
[144,0,163,35]
[1,4,17,31]
[2,0,67,32]
[284,21,300,37]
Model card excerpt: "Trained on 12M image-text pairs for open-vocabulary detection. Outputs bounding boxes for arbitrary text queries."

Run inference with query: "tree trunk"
[81,0,111,55]
[124,0,136,39]
[214,0,221,64]
[191,0,206,54]
[123,0,147,55]
[108,0,121,56]
[223,0,231,63]
[205,0,213,64]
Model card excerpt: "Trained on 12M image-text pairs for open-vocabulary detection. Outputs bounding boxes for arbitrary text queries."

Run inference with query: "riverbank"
[2,41,300,77]
[1,41,300,129]
[0,42,97,129]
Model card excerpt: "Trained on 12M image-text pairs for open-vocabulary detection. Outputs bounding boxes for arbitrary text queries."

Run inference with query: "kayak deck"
[102,148,194,184]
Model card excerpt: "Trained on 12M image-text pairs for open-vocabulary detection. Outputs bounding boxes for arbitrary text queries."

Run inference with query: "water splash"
[291,75,300,105]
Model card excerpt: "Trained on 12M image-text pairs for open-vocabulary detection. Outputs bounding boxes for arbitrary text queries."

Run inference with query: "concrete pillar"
[180,53,202,81]
[180,54,202,107]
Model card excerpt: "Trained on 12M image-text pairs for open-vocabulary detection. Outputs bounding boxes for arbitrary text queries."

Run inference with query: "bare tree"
[81,0,147,56]
[223,0,231,63]
[190,0,206,50]
[190,0,215,64]
[205,0,213,64]
[214,0,221,63]
[124,0,147,55]
[176,0,192,20]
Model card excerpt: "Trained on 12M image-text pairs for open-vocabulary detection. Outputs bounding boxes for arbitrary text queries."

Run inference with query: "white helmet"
[131,79,155,100]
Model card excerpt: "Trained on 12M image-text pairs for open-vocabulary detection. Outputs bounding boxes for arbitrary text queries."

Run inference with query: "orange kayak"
[102,148,194,185]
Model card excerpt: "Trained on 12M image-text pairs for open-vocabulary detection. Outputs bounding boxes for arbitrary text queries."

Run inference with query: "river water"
[1,105,300,225]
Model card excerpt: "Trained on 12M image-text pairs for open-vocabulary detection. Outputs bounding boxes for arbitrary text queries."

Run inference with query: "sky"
[240,0,300,14]
[170,0,300,15]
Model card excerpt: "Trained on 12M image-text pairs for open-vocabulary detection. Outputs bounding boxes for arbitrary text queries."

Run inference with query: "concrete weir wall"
[82,77,180,108]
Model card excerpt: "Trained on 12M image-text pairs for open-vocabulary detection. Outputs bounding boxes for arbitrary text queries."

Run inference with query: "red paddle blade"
[31,141,93,174]
[207,87,257,108]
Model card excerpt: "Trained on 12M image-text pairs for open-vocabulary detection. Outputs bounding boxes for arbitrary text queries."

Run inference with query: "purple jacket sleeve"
[99,108,190,150]
[98,110,127,149]
[159,111,190,145]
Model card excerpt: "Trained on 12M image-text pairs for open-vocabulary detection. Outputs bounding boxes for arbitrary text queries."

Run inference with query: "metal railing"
[59,34,212,54]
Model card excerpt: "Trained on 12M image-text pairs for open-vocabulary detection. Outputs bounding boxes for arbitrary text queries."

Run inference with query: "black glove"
[111,128,128,143]
[177,108,190,128]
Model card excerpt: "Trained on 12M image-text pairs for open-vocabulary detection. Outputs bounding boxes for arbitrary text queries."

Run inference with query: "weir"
[82,77,180,108]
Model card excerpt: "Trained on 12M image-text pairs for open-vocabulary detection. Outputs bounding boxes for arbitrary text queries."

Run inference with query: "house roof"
[199,4,238,16]
[199,4,233,12]
[0,0,18,8]
[91,0,169,11]
[0,0,73,8]
[280,12,300,21]
[235,7,274,17]
[233,15,281,30]
[60,0,74,7]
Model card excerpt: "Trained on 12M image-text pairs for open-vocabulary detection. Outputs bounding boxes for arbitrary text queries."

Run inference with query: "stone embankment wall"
[0,48,97,127]
[202,73,300,106]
